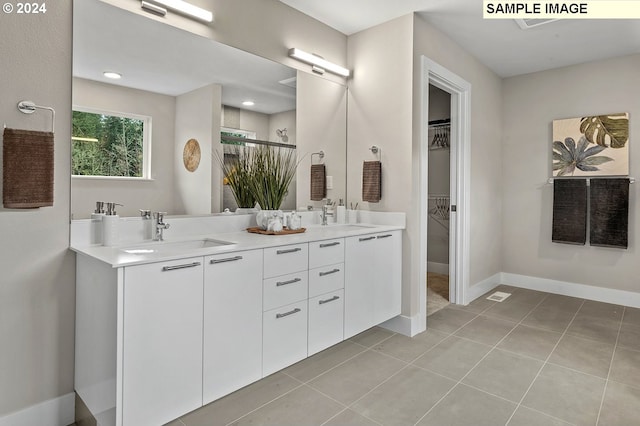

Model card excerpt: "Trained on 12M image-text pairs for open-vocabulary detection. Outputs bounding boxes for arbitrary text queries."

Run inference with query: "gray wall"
[502,54,639,291]
[0,0,347,418]
[0,2,75,416]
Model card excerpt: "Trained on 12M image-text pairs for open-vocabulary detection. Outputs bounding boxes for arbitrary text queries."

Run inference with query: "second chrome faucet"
[152,212,170,241]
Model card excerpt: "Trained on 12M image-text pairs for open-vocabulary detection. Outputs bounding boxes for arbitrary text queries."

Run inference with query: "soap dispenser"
[91,201,106,244]
[336,199,346,224]
[102,202,122,247]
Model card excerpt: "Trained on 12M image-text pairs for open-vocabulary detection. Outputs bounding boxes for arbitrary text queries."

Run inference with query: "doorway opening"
[419,57,471,330]
[426,84,451,316]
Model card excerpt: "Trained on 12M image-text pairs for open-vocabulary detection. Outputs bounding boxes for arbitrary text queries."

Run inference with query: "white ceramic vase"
[256,209,283,230]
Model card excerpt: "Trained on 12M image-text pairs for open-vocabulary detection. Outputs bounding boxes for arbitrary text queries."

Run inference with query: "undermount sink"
[320,224,374,231]
[120,238,233,254]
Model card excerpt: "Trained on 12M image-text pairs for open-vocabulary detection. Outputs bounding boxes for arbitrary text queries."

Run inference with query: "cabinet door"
[263,301,308,376]
[308,290,344,355]
[122,258,203,426]
[203,250,263,404]
[372,231,402,324]
[344,235,377,339]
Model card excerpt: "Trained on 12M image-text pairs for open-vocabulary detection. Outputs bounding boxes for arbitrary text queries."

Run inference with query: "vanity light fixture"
[142,0,214,23]
[288,48,350,78]
[103,71,122,80]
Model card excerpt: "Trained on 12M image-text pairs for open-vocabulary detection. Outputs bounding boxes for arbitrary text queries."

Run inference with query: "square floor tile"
[416,383,516,426]
[181,372,300,426]
[617,322,640,352]
[373,329,448,362]
[497,324,562,361]
[537,294,583,313]
[506,288,548,306]
[454,315,517,346]
[463,348,543,402]
[521,363,605,425]
[548,334,615,378]
[308,350,405,405]
[229,385,343,426]
[323,409,379,426]
[507,406,572,426]
[351,365,456,426]
[413,336,492,381]
[284,340,366,383]
[623,307,640,326]
[577,300,624,322]
[426,307,478,334]
[482,301,537,323]
[609,347,640,388]
[566,314,620,344]
[521,305,576,333]
[348,327,395,348]
[450,297,496,314]
[598,380,640,425]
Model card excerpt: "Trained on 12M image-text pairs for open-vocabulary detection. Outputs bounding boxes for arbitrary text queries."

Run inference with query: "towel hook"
[311,150,325,164]
[369,145,381,160]
[17,100,55,133]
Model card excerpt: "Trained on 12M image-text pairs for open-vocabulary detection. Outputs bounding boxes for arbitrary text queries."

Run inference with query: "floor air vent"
[486,291,512,302]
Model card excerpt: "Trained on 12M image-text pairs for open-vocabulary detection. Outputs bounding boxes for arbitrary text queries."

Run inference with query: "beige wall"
[72,78,177,218]
[413,14,504,298]
[0,2,75,416]
[502,54,640,291]
[0,0,347,418]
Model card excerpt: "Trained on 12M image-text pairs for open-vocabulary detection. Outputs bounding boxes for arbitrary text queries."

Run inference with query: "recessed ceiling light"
[103,71,122,79]
[242,101,255,106]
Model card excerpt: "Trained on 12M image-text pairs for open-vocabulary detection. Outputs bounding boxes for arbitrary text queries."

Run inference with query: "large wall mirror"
[72,0,346,219]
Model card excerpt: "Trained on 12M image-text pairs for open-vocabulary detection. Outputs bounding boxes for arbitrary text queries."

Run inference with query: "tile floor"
[161,285,640,426]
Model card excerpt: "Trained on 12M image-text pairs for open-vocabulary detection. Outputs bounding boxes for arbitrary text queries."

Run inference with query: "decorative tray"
[246,227,306,235]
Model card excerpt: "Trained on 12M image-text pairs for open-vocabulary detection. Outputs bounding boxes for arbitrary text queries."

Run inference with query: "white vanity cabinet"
[203,250,263,404]
[262,243,309,376]
[122,257,204,426]
[344,230,402,339]
[308,239,345,355]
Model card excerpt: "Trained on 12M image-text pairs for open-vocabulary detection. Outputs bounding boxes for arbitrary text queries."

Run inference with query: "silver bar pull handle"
[359,236,376,242]
[276,307,301,319]
[319,241,340,248]
[276,247,302,255]
[162,262,201,271]
[319,295,340,305]
[319,268,340,277]
[377,234,393,239]
[276,277,302,287]
[210,255,243,264]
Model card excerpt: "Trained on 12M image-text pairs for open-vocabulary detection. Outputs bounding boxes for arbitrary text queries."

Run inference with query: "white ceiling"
[279,0,640,77]
[73,0,296,114]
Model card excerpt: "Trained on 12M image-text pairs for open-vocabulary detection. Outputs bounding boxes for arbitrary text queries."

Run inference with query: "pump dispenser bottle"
[102,202,122,246]
[91,201,105,244]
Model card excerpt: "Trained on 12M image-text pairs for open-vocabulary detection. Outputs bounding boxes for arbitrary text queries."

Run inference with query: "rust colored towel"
[590,178,629,249]
[310,163,326,201]
[3,128,54,208]
[362,161,382,203]
[552,179,586,245]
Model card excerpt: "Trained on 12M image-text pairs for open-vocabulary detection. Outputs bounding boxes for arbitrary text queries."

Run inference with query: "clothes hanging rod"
[220,135,295,149]
[17,100,55,133]
[547,177,635,185]
[428,118,450,125]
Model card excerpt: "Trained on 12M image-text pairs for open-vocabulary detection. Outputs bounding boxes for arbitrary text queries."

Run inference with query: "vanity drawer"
[309,238,344,269]
[263,243,308,278]
[263,301,308,376]
[308,289,344,356]
[263,271,308,311]
[309,263,344,298]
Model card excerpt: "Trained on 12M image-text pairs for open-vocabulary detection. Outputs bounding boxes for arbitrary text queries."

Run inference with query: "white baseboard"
[502,273,640,308]
[427,262,449,275]
[0,393,75,426]
[465,273,502,305]
[380,314,423,337]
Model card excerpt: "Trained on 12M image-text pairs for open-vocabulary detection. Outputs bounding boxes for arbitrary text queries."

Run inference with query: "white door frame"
[420,56,471,328]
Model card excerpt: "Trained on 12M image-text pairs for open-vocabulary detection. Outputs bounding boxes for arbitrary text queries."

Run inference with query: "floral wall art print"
[552,113,629,177]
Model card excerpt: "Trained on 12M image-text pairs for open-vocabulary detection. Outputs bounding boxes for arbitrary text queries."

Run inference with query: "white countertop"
[71,223,404,268]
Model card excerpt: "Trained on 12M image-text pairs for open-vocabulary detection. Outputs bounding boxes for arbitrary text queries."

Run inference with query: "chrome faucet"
[152,212,170,241]
[321,199,333,226]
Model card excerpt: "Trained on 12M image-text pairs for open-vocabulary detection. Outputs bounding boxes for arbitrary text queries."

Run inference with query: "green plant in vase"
[215,145,257,209]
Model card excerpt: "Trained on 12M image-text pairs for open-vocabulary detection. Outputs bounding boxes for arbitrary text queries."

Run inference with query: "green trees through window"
[72,110,147,177]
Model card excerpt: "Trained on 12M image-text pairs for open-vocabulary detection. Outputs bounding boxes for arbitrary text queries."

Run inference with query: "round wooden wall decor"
[183,138,201,172]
